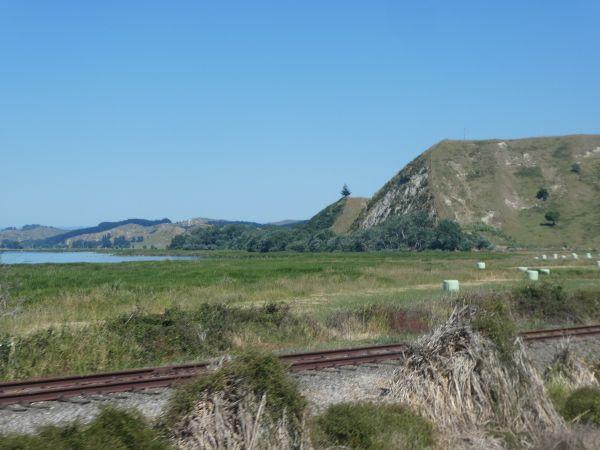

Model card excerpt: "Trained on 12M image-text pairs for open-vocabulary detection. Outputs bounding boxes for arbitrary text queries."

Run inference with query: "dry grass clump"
[544,340,598,392]
[163,351,308,449]
[173,392,304,450]
[389,306,566,449]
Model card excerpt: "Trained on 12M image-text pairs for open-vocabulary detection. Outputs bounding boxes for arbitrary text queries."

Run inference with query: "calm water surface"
[0,251,197,264]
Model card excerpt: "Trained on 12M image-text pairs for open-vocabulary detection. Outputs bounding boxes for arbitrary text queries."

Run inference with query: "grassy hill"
[331,197,369,234]
[0,225,66,243]
[354,135,600,248]
[306,197,368,234]
[66,222,188,249]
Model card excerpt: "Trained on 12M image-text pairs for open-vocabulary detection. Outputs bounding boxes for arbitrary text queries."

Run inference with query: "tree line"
[169,212,490,253]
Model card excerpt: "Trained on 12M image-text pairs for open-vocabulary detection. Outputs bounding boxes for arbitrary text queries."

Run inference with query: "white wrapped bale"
[541,254,547,260]
[572,253,578,259]
[553,254,558,259]
[526,270,539,281]
[443,280,460,292]
[518,266,528,272]
[586,253,592,259]
[476,262,486,270]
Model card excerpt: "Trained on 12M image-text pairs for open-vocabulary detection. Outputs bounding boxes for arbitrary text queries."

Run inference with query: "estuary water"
[0,251,197,264]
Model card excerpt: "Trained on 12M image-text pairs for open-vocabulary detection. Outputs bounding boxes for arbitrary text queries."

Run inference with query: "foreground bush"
[562,387,600,424]
[163,351,307,449]
[0,408,167,450]
[313,402,434,450]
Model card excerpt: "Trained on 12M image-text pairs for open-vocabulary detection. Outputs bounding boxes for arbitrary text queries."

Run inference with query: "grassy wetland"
[1,251,599,381]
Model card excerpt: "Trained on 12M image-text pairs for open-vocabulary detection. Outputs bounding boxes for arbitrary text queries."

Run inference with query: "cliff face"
[353,135,600,247]
[354,153,436,230]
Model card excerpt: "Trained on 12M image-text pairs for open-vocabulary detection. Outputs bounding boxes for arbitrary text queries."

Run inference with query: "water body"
[0,251,197,265]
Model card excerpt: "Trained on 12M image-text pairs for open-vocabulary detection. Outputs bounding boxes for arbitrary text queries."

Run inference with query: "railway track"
[2,324,599,407]
[520,324,600,342]
[0,343,408,407]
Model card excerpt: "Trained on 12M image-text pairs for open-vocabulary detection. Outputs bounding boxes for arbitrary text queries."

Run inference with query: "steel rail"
[0,344,408,406]
[2,324,599,407]
[520,324,600,342]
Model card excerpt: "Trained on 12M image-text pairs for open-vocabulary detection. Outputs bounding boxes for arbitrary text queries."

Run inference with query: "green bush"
[562,387,600,424]
[470,296,517,364]
[313,402,434,450]
[162,350,306,430]
[512,283,600,322]
[546,381,571,417]
[0,408,168,450]
[512,282,567,320]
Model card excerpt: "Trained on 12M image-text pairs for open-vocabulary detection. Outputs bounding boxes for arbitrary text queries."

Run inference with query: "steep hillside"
[331,197,369,234]
[306,197,368,234]
[354,135,600,248]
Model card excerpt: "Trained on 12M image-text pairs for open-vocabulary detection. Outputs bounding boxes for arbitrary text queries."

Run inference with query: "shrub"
[536,188,549,201]
[162,350,306,430]
[313,402,434,450]
[546,380,571,417]
[512,282,567,320]
[470,296,517,363]
[511,283,600,322]
[0,408,167,450]
[562,387,600,424]
[544,211,560,226]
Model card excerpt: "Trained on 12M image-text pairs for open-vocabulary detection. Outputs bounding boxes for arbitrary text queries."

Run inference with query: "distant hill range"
[0,225,66,243]
[1,217,306,250]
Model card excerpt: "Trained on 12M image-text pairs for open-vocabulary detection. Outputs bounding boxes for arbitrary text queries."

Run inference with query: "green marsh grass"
[1,251,598,380]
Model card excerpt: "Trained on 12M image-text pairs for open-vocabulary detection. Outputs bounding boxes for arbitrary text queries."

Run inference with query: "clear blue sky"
[2,1,599,227]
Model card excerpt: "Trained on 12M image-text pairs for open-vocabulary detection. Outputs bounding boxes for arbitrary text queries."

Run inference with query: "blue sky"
[2,1,599,227]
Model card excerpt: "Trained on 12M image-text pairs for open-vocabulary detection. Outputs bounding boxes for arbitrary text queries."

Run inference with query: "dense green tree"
[341,184,351,198]
[536,188,549,201]
[100,234,112,248]
[545,211,560,226]
[113,236,131,248]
